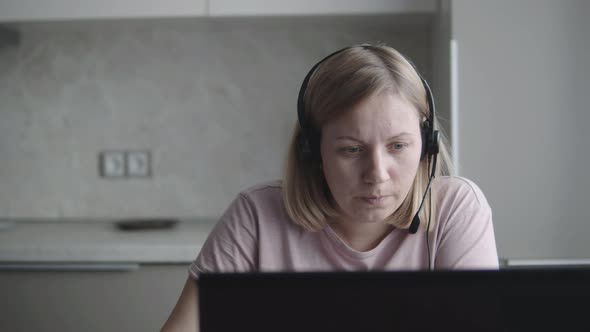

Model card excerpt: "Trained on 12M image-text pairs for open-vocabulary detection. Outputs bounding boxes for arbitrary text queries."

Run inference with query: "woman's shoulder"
[238,180,283,202]
[214,180,287,233]
[434,175,490,208]
[234,180,286,217]
[240,180,282,195]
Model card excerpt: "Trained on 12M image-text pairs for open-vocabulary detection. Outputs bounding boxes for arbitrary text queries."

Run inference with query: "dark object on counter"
[115,219,178,231]
[0,25,20,49]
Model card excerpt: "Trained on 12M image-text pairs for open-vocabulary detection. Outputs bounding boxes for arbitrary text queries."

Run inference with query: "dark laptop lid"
[198,268,590,332]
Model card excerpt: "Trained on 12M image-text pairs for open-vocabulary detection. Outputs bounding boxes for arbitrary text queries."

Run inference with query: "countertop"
[4,220,589,268]
[0,220,216,264]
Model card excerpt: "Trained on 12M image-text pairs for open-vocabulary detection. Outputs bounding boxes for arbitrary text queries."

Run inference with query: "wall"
[431,0,452,149]
[452,0,590,259]
[0,15,432,219]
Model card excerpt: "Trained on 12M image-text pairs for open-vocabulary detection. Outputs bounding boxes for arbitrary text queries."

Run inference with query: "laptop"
[198,268,590,332]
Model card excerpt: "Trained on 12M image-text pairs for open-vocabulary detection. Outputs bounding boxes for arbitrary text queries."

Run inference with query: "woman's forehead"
[322,93,421,138]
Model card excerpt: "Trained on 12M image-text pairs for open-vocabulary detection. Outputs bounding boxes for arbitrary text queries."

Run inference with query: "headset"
[296,45,440,269]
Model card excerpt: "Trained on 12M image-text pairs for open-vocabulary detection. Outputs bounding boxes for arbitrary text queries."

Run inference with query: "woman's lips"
[359,195,391,206]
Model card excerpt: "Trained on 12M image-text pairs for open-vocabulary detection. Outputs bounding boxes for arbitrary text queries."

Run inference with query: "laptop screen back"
[198,268,590,332]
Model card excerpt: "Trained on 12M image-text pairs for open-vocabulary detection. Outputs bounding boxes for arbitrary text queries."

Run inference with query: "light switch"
[99,151,125,178]
[126,150,151,177]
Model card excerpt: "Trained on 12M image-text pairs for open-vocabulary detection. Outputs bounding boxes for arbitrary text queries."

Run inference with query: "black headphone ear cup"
[420,121,440,160]
[298,131,311,157]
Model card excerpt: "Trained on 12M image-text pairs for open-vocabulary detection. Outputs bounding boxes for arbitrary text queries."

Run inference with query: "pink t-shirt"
[189,176,499,278]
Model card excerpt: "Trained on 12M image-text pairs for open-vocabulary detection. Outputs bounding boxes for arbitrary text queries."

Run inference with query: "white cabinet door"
[0,0,207,22]
[209,0,436,16]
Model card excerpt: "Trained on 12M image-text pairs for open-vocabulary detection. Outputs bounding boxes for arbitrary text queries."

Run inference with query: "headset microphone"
[408,137,438,234]
[408,75,439,235]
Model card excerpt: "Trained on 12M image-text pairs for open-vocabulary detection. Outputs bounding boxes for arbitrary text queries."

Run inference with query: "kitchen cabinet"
[0,0,207,22]
[0,221,213,331]
[0,264,190,332]
[0,0,436,22]
[208,0,437,16]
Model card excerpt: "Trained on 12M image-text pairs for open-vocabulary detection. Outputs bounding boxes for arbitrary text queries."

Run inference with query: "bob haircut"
[282,44,454,232]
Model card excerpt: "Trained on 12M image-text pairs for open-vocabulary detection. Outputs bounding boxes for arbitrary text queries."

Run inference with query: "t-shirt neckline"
[323,223,398,260]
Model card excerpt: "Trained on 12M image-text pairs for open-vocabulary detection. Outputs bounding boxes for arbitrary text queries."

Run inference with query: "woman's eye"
[341,146,362,154]
[390,143,407,151]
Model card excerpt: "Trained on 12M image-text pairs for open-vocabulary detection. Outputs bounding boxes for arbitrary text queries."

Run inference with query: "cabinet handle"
[0,263,140,271]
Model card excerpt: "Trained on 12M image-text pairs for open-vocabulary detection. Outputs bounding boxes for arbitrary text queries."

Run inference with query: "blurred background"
[0,0,588,331]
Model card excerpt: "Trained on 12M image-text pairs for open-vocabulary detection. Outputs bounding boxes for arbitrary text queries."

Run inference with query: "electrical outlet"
[126,150,151,177]
[99,151,125,178]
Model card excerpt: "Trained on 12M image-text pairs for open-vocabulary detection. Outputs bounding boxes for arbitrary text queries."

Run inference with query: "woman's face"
[320,92,422,225]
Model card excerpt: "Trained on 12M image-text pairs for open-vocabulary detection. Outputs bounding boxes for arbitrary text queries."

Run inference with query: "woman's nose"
[362,149,390,184]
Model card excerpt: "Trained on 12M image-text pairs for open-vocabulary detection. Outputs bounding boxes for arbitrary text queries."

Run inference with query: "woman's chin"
[338,200,398,224]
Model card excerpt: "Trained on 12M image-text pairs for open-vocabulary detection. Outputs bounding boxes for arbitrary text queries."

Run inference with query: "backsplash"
[0,16,431,219]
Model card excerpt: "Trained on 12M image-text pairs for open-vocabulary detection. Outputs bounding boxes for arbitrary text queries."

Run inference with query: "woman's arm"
[161,277,199,332]
[161,191,260,331]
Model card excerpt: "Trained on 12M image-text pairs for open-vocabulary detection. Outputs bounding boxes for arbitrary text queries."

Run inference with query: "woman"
[161,44,498,331]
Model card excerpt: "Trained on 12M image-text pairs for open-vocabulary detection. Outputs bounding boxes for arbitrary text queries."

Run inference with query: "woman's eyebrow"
[335,132,412,142]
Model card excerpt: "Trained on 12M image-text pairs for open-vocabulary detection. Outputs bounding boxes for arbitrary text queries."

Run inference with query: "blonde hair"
[282,44,454,232]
